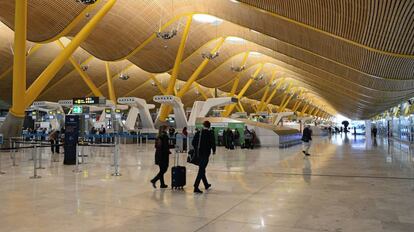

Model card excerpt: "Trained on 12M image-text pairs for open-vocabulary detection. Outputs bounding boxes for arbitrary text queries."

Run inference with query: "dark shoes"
[305,153,311,156]
[302,151,306,154]
[194,188,203,194]
[160,185,168,189]
[205,184,211,190]
[150,180,156,189]
[194,184,211,193]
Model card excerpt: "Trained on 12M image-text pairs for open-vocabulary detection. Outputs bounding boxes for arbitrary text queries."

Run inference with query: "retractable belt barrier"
[0,132,158,179]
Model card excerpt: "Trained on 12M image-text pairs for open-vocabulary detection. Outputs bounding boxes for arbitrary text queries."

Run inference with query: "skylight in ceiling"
[193,14,223,25]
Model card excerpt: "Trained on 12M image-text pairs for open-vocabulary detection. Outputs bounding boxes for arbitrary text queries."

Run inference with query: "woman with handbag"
[192,121,216,194]
[151,125,171,188]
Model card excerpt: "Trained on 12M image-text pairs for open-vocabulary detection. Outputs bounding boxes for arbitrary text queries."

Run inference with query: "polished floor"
[0,134,414,231]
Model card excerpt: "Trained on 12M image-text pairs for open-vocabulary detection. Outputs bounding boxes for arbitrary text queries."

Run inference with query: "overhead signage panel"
[73,97,103,105]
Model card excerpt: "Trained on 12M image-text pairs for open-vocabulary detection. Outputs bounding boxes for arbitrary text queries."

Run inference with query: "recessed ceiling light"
[193,14,223,25]
[226,36,245,44]
[249,51,262,57]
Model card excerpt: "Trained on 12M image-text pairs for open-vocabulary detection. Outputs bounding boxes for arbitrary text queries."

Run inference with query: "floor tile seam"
[52,193,214,220]
[192,178,278,232]
[217,218,324,231]
[205,169,414,181]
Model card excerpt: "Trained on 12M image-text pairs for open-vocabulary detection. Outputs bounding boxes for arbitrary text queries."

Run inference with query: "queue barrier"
[0,140,59,178]
[0,132,159,179]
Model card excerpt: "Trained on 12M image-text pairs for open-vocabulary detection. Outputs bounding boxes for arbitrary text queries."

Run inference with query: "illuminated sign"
[73,97,101,105]
[73,106,83,114]
[115,109,121,113]
[105,109,112,118]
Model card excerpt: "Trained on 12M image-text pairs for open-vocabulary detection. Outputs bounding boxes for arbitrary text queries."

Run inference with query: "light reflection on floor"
[0,135,414,231]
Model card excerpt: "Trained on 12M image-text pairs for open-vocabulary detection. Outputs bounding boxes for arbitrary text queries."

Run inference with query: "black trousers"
[194,157,209,189]
[50,139,59,153]
[152,163,168,186]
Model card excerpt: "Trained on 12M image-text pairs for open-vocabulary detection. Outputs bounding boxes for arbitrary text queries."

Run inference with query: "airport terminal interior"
[0,0,414,231]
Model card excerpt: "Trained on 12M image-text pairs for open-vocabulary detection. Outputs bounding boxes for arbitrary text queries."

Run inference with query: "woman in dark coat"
[151,125,171,188]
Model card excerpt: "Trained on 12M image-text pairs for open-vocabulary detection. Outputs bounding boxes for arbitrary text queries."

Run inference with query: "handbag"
[187,130,202,165]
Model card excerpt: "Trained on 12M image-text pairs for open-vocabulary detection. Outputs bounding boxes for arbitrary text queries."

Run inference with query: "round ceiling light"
[249,51,262,57]
[226,36,245,44]
[192,14,223,25]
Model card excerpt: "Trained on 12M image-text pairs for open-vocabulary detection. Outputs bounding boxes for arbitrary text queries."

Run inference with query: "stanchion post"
[29,141,34,161]
[12,140,18,166]
[112,135,121,176]
[136,132,139,149]
[36,145,45,169]
[0,151,5,175]
[73,144,81,173]
[80,144,85,164]
[30,145,41,179]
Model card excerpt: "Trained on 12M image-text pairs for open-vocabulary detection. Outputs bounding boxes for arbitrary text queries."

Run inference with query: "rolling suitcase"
[171,150,186,189]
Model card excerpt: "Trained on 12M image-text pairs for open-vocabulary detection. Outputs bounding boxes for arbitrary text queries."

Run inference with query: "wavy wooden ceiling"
[0,0,413,119]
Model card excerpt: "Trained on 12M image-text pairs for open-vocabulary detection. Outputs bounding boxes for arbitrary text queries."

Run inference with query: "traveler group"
[150,120,216,194]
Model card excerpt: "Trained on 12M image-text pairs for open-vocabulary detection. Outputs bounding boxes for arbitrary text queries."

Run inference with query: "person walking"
[193,121,216,194]
[182,127,188,152]
[151,125,171,189]
[49,129,60,162]
[225,128,234,150]
[302,125,312,156]
[234,129,240,148]
[372,126,378,138]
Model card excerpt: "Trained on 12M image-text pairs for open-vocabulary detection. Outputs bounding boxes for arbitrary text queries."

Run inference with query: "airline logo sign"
[58,100,73,107]
[117,97,137,104]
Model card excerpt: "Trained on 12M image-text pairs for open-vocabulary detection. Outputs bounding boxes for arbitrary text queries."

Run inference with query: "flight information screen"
[73,97,101,105]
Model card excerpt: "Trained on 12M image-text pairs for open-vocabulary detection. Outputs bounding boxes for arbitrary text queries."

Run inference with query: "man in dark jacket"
[192,121,216,193]
[302,125,312,156]
[151,125,171,188]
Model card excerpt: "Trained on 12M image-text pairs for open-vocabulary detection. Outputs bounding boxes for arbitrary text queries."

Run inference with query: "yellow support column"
[105,62,116,103]
[150,75,167,95]
[195,83,209,100]
[252,104,258,112]
[10,0,27,117]
[177,37,225,97]
[235,105,243,112]
[238,101,245,113]
[228,52,250,97]
[56,40,103,97]
[24,0,116,108]
[291,91,304,112]
[276,84,293,112]
[223,63,264,117]
[315,108,321,117]
[257,71,277,112]
[262,78,286,108]
[278,87,298,113]
[300,103,310,117]
[267,105,273,114]
[308,106,316,116]
[159,15,193,121]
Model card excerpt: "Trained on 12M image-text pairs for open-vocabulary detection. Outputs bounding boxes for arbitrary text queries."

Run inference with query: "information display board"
[63,115,80,165]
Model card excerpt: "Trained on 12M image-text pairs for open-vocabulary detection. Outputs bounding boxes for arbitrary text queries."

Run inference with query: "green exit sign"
[73,106,83,114]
